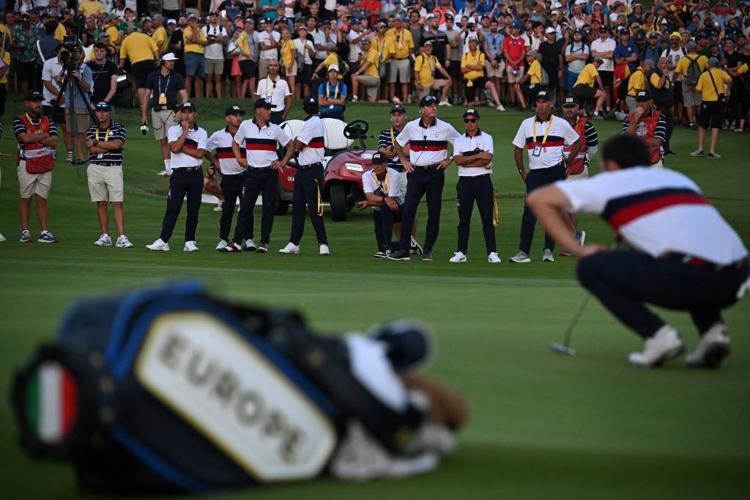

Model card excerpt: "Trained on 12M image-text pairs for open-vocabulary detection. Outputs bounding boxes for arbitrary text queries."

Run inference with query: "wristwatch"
[92,139,99,146]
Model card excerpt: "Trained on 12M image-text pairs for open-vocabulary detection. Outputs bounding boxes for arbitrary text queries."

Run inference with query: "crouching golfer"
[527,135,749,368]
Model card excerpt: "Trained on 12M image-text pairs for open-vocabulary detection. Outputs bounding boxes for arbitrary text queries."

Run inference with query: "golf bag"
[10,282,426,493]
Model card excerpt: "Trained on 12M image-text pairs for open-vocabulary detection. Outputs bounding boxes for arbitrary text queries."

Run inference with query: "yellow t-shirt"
[0,51,11,85]
[280,39,295,67]
[575,63,599,87]
[414,53,440,86]
[79,0,103,16]
[372,34,387,61]
[738,63,748,75]
[106,25,121,45]
[627,67,646,96]
[362,47,379,78]
[649,71,670,90]
[54,22,67,42]
[528,60,542,85]
[322,52,344,80]
[119,32,158,64]
[237,31,251,61]
[184,26,207,55]
[675,52,708,79]
[151,26,168,53]
[384,28,414,60]
[461,50,485,81]
[0,24,13,47]
[695,68,733,102]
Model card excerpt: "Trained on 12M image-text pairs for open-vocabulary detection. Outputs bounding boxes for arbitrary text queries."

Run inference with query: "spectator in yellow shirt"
[183,15,207,99]
[461,38,502,109]
[691,57,733,158]
[572,57,607,117]
[351,38,382,103]
[105,18,122,47]
[312,48,347,81]
[518,51,543,106]
[384,17,413,103]
[626,59,654,112]
[675,41,708,126]
[54,21,67,42]
[78,0,104,17]
[412,41,451,106]
[279,28,297,98]
[151,15,169,53]
[119,26,159,123]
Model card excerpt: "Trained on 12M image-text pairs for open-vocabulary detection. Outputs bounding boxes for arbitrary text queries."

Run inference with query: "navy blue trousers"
[373,205,402,252]
[577,251,749,338]
[234,168,278,245]
[398,167,445,253]
[456,175,496,254]
[159,167,203,243]
[219,173,245,241]
[519,164,566,254]
[290,165,328,245]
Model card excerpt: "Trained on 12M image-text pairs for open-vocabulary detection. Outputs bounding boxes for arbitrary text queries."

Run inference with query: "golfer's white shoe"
[542,248,555,262]
[215,239,228,251]
[146,238,170,251]
[115,235,134,248]
[319,244,330,256]
[245,238,257,251]
[279,242,300,254]
[94,233,112,247]
[0,233,6,242]
[449,251,467,263]
[510,251,531,263]
[686,323,731,368]
[628,325,685,367]
[487,252,502,263]
[183,241,199,252]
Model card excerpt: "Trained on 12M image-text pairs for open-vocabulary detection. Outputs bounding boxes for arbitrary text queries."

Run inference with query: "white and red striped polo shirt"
[396,117,460,166]
[296,115,326,166]
[167,124,208,168]
[512,114,579,170]
[557,167,748,265]
[206,127,245,175]
[234,119,291,168]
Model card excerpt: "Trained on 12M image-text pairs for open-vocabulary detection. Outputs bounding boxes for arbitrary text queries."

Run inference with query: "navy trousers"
[456,175,496,255]
[234,168,278,245]
[373,205,402,252]
[577,251,749,338]
[290,165,328,245]
[218,173,245,241]
[398,167,445,253]
[519,164,566,254]
[159,167,203,243]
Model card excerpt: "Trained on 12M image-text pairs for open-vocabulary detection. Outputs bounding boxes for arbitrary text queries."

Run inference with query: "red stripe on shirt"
[526,140,565,149]
[245,143,277,151]
[411,144,448,152]
[608,193,711,230]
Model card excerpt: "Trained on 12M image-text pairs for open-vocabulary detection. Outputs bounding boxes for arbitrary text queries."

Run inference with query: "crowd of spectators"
[1,1,750,134]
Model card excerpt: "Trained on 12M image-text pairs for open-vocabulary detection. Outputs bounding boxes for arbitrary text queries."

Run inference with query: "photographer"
[62,42,93,166]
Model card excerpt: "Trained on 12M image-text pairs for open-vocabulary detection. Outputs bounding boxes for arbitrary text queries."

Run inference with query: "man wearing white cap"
[144,53,188,174]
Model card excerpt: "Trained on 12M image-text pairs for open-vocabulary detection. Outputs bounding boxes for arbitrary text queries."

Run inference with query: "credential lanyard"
[532,115,553,148]
[158,74,171,95]
[96,127,111,143]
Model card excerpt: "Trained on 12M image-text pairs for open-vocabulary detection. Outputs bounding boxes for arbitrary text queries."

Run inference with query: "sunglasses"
[464,118,478,123]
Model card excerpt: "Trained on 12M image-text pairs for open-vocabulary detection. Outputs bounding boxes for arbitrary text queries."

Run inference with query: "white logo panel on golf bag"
[135,312,336,481]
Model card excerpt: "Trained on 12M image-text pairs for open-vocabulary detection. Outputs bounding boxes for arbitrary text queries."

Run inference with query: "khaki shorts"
[88,163,124,202]
[506,65,525,84]
[152,109,178,141]
[285,60,298,77]
[389,58,411,83]
[17,161,52,199]
[65,108,90,134]
[205,58,225,75]
[358,75,380,99]
[485,60,506,78]
[682,84,701,107]
[417,80,445,98]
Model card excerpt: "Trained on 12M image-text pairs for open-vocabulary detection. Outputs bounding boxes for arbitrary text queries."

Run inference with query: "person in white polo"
[254,59,292,124]
[85,101,133,248]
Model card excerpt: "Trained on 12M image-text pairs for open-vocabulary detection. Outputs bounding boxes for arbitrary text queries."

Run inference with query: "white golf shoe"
[279,242,300,254]
[319,244,330,256]
[628,325,685,367]
[542,248,555,262]
[449,251,467,263]
[510,251,531,263]
[183,241,199,252]
[115,235,134,248]
[0,233,6,242]
[146,238,170,251]
[488,252,502,263]
[94,233,112,247]
[215,239,228,251]
[685,323,731,368]
[245,238,257,251]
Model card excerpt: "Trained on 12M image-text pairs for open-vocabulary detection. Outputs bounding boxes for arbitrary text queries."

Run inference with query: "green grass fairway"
[0,97,748,500]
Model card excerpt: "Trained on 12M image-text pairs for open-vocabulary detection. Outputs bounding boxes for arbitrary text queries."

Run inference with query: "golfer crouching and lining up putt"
[527,135,749,368]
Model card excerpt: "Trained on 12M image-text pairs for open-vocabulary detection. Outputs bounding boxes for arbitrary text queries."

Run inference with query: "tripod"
[53,64,97,165]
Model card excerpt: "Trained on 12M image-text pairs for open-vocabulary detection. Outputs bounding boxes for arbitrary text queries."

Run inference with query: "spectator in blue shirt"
[614,30,639,72]
[318,65,347,120]
[260,0,280,21]
[475,0,494,17]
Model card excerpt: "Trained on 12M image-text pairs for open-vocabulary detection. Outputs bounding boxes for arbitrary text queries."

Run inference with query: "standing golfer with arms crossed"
[527,135,749,368]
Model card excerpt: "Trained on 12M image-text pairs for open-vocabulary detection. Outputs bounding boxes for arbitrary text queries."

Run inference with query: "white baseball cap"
[545,27,557,34]
[328,64,339,72]
[162,52,179,61]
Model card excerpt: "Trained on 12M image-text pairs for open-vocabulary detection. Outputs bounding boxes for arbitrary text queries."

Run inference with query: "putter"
[549,293,592,356]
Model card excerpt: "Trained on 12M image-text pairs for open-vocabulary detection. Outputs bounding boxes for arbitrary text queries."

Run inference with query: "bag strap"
[707,68,721,97]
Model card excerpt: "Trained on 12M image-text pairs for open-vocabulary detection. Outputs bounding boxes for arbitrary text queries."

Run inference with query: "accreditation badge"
[532,145,542,157]
[159,93,167,105]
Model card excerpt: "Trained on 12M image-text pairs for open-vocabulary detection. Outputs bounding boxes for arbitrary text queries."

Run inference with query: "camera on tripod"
[59,35,83,71]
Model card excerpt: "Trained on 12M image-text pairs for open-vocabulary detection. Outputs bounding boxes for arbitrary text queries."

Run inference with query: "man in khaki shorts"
[85,102,133,248]
[13,91,58,244]
[143,53,188,174]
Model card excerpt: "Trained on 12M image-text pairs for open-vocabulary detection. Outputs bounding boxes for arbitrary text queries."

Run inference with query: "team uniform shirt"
[206,127,245,175]
[362,168,407,209]
[396,118,460,166]
[119,32,158,64]
[13,114,58,159]
[556,168,748,265]
[627,67,647,96]
[453,131,494,177]
[254,76,292,112]
[461,50,485,80]
[296,115,326,166]
[234,119,291,168]
[151,26,169,52]
[575,63,599,87]
[414,53,442,87]
[695,68,732,102]
[167,124,208,168]
[85,121,127,166]
[674,53,708,81]
[361,47,380,78]
[384,28,414,60]
[512,115,580,170]
[377,126,405,170]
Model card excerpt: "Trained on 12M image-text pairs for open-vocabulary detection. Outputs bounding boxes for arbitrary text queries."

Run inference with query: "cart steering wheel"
[343,120,369,140]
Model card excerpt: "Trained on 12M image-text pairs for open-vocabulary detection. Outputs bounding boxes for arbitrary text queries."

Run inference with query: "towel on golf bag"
[10,282,428,493]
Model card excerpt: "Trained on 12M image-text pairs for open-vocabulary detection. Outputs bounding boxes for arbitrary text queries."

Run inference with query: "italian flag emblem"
[25,362,78,443]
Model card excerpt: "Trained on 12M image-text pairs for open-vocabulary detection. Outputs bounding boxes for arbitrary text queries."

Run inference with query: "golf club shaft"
[561,293,592,347]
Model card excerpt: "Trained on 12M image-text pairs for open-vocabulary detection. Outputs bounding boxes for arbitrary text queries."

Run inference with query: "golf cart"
[279,118,378,221]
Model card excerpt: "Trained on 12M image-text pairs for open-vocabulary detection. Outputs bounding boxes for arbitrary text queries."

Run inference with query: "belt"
[459,173,491,178]
[152,106,174,112]
[394,57,408,61]
[413,163,441,169]
[172,166,202,173]
[663,252,748,271]
[89,162,121,167]
[297,162,322,169]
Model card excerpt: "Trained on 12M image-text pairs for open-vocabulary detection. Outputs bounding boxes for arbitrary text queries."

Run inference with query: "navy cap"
[390,103,406,114]
[535,90,552,101]
[371,319,434,373]
[463,108,480,118]
[419,95,438,107]
[371,152,388,164]
[254,98,272,110]
[635,90,652,101]
[24,91,44,101]
[94,101,112,111]
[225,105,245,116]
[562,96,579,107]
[179,102,197,112]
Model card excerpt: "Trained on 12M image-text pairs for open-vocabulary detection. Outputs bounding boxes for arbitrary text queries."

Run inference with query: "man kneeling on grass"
[527,135,749,369]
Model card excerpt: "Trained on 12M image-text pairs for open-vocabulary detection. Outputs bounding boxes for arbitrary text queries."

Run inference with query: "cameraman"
[40,44,71,163]
[62,42,94,166]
